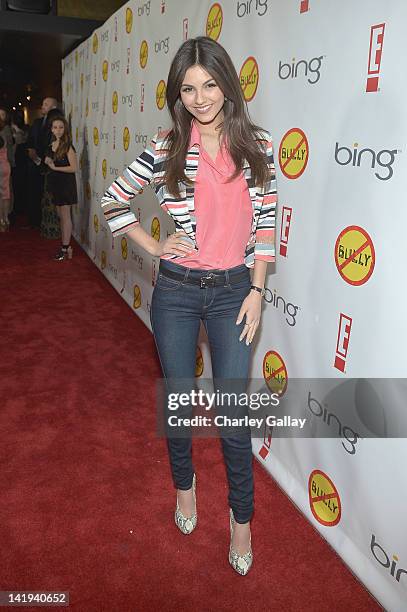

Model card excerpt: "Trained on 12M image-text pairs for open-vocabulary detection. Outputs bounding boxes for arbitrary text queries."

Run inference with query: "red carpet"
[0,226,382,611]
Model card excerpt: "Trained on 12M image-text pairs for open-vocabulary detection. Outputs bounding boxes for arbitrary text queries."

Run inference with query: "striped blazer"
[100,129,277,268]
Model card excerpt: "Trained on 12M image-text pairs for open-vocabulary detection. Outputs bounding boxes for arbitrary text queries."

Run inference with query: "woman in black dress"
[44,116,78,260]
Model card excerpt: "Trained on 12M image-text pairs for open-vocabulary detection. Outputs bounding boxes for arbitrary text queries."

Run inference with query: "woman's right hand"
[154,230,195,258]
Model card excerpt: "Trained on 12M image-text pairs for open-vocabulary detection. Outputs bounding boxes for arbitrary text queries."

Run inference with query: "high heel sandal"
[229,509,253,576]
[174,473,197,535]
[54,246,73,261]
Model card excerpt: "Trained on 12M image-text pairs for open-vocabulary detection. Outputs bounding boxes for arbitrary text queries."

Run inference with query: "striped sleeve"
[254,132,277,262]
[100,136,156,237]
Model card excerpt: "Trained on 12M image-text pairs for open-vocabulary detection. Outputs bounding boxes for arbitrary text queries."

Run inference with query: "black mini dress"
[46,145,78,206]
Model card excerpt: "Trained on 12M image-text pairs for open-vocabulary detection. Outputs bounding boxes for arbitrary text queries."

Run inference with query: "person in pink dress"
[0,112,12,232]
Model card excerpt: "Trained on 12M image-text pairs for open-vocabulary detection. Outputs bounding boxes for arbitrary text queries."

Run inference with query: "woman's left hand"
[236,291,262,345]
[45,157,55,169]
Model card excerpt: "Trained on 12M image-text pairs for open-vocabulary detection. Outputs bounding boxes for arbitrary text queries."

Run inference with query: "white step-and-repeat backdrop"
[62,1,407,609]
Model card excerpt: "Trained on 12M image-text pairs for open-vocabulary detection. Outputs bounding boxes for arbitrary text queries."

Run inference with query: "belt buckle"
[200,273,216,288]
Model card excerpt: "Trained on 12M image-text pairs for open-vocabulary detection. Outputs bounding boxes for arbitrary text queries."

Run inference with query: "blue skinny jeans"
[150,258,254,523]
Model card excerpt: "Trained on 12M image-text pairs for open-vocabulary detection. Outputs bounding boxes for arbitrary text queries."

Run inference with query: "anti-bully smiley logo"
[279,128,309,179]
[151,217,160,241]
[263,350,288,396]
[121,237,128,260]
[102,60,108,82]
[123,127,130,151]
[112,91,118,114]
[239,56,259,101]
[308,470,341,527]
[156,80,166,110]
[140,40,148,68]
[125,7,133,33]
[133,285,141,309]
[334,225,375,286]
[206,3,223,41]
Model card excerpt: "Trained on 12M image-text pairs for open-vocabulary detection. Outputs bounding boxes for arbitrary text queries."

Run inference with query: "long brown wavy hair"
[50,115,72,159]
[164,36,271,198]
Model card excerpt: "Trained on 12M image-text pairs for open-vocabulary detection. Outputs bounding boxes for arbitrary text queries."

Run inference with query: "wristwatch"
[250,285,265,297]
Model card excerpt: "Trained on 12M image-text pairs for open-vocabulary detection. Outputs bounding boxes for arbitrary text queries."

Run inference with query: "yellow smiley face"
[94,214,99,233]
[140,40,148,69]
[101,250,107,269]
[102,60,108,82]
[156,80,167,110]
[123,127,130,151]
[92,33,98,54]
[133,285,141,309]
[150,217,160,241]
[195,347,204,377]
[112,91,118,114]
[126,7,133,33]
[93,127,99,146]
[102,159,107,179]
[121,237,128,259]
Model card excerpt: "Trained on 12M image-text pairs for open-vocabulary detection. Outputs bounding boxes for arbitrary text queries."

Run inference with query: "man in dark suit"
[26,97,62,228]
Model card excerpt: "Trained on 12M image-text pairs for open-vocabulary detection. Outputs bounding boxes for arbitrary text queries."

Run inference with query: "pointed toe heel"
[228,509,253,576]
[174,473,197,535]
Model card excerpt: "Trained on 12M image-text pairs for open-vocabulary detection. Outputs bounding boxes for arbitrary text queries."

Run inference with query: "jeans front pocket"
[226,275,251,294]
[156,272,183,291]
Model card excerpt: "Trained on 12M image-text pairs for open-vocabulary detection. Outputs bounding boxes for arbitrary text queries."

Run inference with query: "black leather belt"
[160,268,249,288]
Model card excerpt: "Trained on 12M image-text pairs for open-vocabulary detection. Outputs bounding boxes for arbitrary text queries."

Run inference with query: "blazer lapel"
[178,143,200,239]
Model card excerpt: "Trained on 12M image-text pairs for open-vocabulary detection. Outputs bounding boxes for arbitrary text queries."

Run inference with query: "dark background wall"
[58,0,126,20]
[0,0,127,122]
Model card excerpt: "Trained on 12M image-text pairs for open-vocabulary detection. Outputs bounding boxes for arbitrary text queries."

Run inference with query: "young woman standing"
[101,37,277,575]
[44,117,78,260]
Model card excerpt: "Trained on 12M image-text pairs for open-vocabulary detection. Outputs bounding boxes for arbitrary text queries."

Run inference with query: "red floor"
[0,225,382,611]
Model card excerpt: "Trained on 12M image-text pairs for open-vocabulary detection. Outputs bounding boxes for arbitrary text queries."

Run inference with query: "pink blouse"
[171,120,253,270]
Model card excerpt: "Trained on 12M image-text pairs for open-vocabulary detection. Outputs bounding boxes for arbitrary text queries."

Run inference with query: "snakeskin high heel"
[174,473,197,535]
[229,508,253,576]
